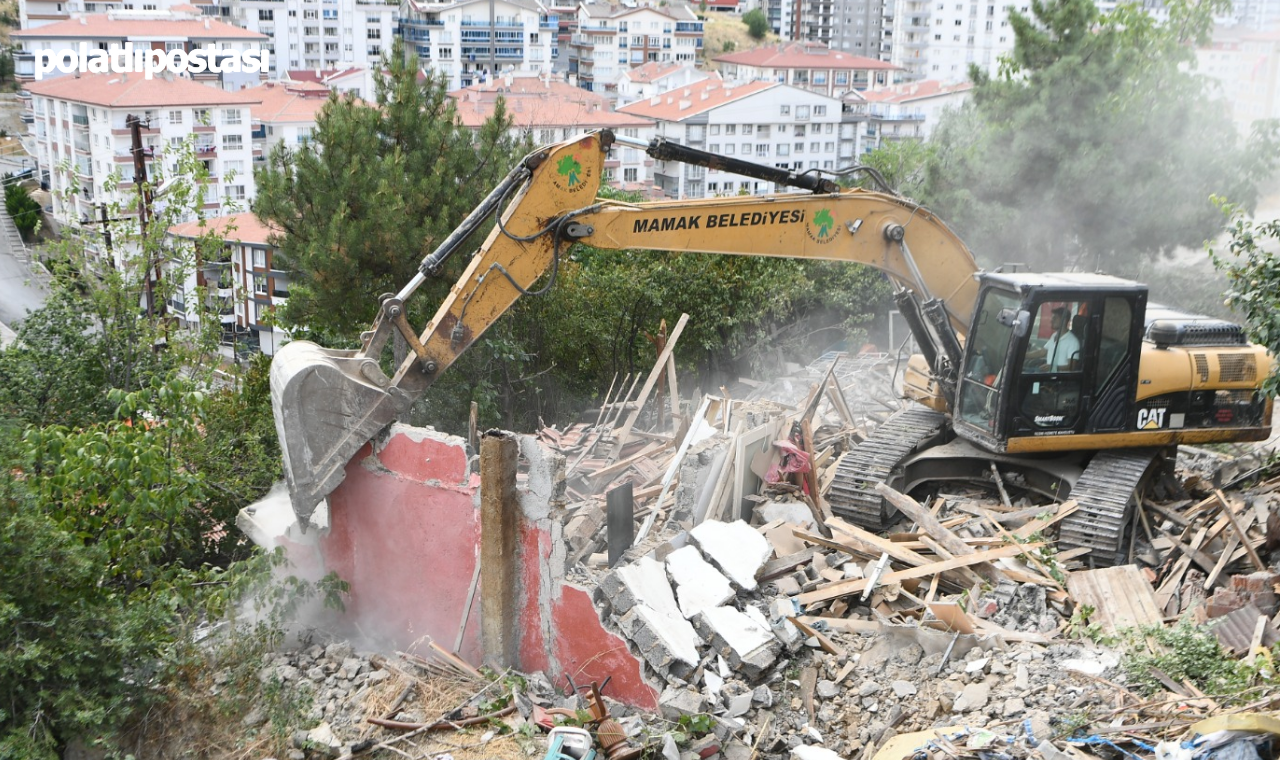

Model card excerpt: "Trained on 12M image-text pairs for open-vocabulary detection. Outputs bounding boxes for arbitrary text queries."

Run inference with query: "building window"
[367,27,381,39]
[796,105,811,120]
[814,105,827,116]
[223,159,245,176]
[742,124,753,134]
[710,124,720,135]
[222,134,244,150]
[724,124,736,135]
[253,272,267,293]
[168,110,184,125]
[777,144,789,156]
[304,9,317,18]
[226,185,246,201]
[253,249,267,268]
[223,109,241,126]
[780,104,791,116]
[258,9,273,20]
[624,167,637,182]
[194,108,210,124]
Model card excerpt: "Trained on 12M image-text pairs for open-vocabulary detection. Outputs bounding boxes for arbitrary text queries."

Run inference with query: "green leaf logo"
[557,154,583,186]
[813,209,834,238]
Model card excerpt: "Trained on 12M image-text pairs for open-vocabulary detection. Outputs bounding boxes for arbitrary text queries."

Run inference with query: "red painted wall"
[289,425,659,707]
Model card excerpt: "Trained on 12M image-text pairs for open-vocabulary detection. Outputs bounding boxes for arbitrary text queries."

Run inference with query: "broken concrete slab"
[666,545,735,619]
[616,604,700,677]
[696,605,782,679]
[690,519,772,591]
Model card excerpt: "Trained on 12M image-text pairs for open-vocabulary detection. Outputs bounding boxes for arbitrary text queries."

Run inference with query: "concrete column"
[480,429,519,669]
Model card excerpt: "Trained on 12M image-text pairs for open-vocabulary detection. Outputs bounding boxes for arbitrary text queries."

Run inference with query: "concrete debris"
[690,519,772,591]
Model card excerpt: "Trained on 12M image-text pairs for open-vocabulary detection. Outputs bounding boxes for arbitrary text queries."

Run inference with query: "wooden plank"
[797,543,1043,606]
[874,483,1002,583]
[927,601,976,634]
[609,313,689,460]
[1011,500,1080,540]
[1066,565,1164,634]
[1216,489,1267,572]
[1144,500,1191,529]
[789,616,846,656]
[798,616,881,635]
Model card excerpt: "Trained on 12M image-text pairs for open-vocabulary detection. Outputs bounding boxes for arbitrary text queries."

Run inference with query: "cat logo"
[1137,407,1167,430]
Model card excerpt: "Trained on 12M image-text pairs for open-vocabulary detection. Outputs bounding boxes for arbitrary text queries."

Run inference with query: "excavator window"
[957,289,1020,431]
[1019,301,1086,429]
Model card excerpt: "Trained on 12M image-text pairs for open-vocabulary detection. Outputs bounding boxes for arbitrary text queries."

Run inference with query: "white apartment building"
[12,8,268,90]
[227,0,399,75]
[886,0,1025,83]
[1198,25,1280,131]
[18,0,214,31]
[567,2,703,97]
[617,75,852,199]
[242,79,330,164]
[284,65,376,98]
[168,212,290,355]
[849,78,970,149]
[399,0,558,90]
[714,41,900,98]
[450,72,655,188]
[27,73,257,265]
[615,61,709,106]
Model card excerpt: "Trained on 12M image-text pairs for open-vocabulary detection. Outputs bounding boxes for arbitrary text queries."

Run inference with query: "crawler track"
[827,407,948,530]
[1057,448,1162,567]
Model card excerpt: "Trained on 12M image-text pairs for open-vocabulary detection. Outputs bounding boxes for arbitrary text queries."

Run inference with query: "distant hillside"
[700,14,780,67]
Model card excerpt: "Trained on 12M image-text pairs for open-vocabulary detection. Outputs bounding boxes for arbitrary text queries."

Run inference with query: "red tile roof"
[715,41,899,70]
[26,72,259,107]
[451,88,652,130]
[168,211,279,246]
[616,75,776,121]
[243,80,332,123]
[859,79,973,103]
[14,13,267,39]
[620,61,682,83]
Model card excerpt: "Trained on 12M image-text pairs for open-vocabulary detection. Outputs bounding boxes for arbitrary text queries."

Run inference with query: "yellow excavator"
[270,129,1272,566]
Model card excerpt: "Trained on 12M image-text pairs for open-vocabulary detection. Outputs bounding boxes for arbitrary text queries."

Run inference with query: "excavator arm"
[271,129,981,524]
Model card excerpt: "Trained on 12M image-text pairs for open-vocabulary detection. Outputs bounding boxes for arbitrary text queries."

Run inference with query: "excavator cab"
[954,273,1149,451]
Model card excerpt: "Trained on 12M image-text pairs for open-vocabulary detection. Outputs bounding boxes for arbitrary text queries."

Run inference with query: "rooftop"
[858,79,973,104]
[14,12,267,40]
[450,77,652,129]
[168,212,279,247]
[714,41,900,71]
[244,80,333,123]
[620,61,683,84]
[616,75,776,121]
[25,72,260,107]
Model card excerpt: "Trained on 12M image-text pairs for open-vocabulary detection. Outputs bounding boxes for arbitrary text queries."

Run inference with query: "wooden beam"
[479,431,520,669]
[1216,489,1266,572]
[874,482,1002,582]
[797,543,1043,605]
[609,312,689,460]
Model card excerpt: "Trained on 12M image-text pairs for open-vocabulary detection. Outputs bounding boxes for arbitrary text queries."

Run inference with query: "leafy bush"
[743,8,769,39]
[4,182,41,239]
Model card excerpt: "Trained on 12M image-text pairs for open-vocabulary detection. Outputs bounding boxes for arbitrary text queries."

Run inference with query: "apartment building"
[26,73,257,262]
[848,78,970,150]
[399,0,558,89]
[617,74,852,199]
[885,0,1024,83]
[450,72,655,187]
[242,79,330,165]
[566,2,703,97]
[1198,25,1280,130]
[226,0,398,75]
[12,8,268,90]
[714,41,899,98]
[827,0,887,56]
[168,212,290,355]
[615,61,709,106]
[18,0,214,31]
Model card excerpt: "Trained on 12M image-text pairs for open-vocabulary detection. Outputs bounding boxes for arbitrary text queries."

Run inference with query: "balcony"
[111,126,159,136]
[71,114,89,128]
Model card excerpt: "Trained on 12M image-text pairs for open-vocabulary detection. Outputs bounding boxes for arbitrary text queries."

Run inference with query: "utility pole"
[128,113,164,318]
[81,202,123,269]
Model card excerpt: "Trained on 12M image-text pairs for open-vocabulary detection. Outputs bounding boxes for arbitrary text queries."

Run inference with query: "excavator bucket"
[270,340,411,526]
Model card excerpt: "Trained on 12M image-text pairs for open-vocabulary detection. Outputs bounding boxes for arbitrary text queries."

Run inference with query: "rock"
[241,706,266,727]
[324,642,354,661]
[305,722,341,756]
[965,658,989,674]
[752,685,775,707]
[890,680,917,698]
[695,606,781,678]
[1002,697,1026,718]
[857,680,881,697]
[792,747,843,760]
[816,680,838,699]
[1015,663,1030,690]
[689,520,772,591]
[953,683,990,713]
[660,685,707,721]
[366,669,390,685]
[727,692,753,717]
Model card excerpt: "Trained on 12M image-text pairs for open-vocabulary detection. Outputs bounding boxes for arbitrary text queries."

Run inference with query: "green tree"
[743,8,769,39]
[925,0,1279,272]
[848,139,936,199]
[4,181,41,239]
[1212,204,1280,396]
[254,41,527,340]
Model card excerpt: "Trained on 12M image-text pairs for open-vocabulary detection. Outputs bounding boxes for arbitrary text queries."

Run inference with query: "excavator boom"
[270,129,980,524]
